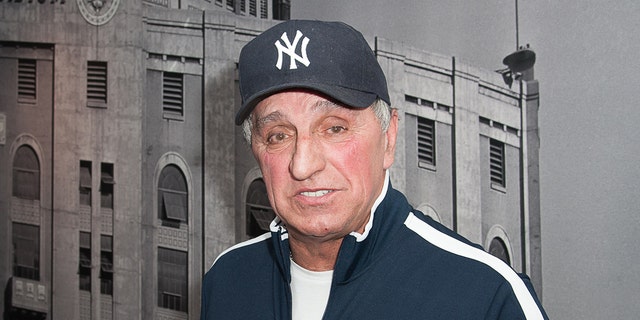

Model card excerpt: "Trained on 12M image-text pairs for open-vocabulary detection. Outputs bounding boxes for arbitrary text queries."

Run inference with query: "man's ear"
[383,108,399,170]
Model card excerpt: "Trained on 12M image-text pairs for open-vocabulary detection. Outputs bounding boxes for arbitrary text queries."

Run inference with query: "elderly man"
[201,20,548,320]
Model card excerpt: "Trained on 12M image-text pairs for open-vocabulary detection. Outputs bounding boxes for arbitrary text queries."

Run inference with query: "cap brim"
[235,83,378,125]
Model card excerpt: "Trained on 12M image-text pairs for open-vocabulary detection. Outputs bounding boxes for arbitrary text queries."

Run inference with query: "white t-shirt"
[290,258,333,320]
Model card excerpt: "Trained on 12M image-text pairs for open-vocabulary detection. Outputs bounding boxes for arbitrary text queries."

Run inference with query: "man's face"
[250,90,398,243]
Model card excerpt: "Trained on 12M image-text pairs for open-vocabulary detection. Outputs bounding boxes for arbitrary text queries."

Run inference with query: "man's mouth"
[299,190,332,197]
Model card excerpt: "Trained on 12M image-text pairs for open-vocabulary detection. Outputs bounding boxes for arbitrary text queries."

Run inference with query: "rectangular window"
[249,0,257,16]
[158,247,188,312]
[13,222,40,280]
[100,235,113,295]
[417,117,436,168]
[489,139,506,188]
[18,59,37,103]
[273,0,291,20]
[260,0,268,18]
[100,163,114,209]
[79,231,91,291]
[162,72,184,119]
[87,61,108,108]
[80,161,92,206]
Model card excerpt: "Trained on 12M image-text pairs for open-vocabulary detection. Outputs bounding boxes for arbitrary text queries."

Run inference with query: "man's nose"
[289,134,325,181]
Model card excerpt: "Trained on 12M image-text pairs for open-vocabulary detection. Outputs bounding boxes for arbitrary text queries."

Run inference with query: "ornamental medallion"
[77,0,120,26]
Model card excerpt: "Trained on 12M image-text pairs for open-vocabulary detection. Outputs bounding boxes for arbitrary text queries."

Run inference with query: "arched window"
[246,179,275,238]
[488,237,510,265]
[13,145,40,200]
[158,165,188,227]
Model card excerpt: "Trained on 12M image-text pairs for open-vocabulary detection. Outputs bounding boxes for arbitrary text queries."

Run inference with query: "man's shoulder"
[401,212,546,316]
[201,232,285,319]
[403,210,484,250]
[398,211,513,283]
[206,232,274,275]
[402,211,493,265]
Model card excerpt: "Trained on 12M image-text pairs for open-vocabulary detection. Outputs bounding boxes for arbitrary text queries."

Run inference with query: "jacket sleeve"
[486,274,549,320]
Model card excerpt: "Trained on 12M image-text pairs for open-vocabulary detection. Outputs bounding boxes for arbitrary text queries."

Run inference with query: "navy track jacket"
[201,181,549,319]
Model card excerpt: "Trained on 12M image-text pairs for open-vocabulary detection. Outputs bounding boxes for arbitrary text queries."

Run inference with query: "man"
[201,20,548,320]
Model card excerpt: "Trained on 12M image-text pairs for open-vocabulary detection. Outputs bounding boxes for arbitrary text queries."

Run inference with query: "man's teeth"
[300,190,331,197]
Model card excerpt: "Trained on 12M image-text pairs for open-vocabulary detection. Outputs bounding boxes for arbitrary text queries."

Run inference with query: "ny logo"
[274,30,311,70]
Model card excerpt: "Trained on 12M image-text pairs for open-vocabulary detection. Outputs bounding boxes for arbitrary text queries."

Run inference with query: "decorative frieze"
[158,226,188,250]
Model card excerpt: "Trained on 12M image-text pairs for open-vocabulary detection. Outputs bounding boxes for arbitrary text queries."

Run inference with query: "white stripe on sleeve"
[404,213,545,320]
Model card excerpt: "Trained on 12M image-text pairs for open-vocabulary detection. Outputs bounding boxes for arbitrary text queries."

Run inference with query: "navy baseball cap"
[235,20,390,125]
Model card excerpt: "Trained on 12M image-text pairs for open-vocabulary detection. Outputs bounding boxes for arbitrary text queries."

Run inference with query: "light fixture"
[496,0,536,87]
[498,44,535,88]
[503,44,536,73]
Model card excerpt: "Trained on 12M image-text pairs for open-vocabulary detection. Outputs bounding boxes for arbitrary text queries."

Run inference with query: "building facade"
[0,1,541,319]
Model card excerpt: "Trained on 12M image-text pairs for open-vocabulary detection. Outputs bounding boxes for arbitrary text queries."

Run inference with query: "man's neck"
[289,236,344,271]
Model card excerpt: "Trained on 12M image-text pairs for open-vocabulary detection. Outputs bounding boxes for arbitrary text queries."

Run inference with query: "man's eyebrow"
[254,110,284,131]
[312,99,340,112]
[254,99,342,130]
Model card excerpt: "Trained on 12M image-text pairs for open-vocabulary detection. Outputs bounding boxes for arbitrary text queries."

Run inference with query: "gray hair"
[241,98,392,144]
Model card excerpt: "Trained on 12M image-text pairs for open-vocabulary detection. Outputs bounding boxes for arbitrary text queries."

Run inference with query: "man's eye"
[328,126,346,134]
[267,132,288,144]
